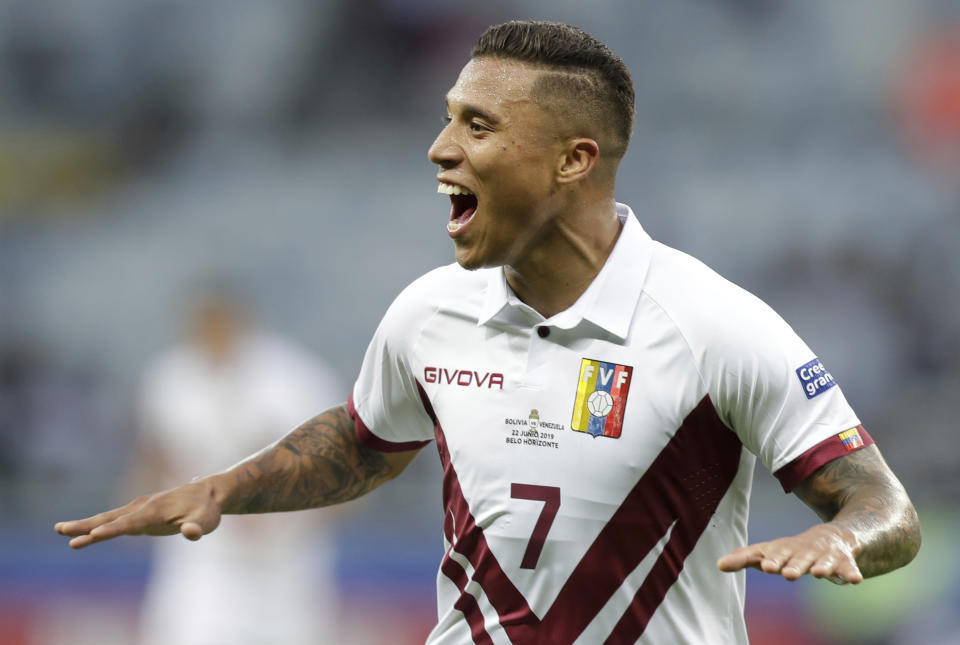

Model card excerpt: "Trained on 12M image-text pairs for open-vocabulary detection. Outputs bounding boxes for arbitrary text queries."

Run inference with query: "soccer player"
[132,289,344,645]
[56,21,920,644]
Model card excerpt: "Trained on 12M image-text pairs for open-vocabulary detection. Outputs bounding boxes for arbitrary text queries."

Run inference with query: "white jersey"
[350,204,871,645]
[138,332,345,645]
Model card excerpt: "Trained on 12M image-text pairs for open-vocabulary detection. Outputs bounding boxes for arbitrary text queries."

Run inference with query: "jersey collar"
[478,203,653,341]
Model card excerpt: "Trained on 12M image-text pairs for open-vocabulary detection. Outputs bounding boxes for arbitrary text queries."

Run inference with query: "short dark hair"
[471,21,635,158]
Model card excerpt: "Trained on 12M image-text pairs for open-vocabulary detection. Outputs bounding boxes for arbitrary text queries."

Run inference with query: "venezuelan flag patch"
[838,427,865,451]
[571,358,633,438]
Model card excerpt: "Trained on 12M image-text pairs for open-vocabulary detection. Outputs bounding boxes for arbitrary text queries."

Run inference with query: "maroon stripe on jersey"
[418,383,743,644]
[418,383,502,645]
[347,393,432,453]
[774,425,873,492]
[455,520,538,637]
[439,555,495,645]
[540,395,742,642]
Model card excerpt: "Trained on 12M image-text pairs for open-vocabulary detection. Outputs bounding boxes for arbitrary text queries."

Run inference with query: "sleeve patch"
[838,427,865,451]
[795,357,838,399]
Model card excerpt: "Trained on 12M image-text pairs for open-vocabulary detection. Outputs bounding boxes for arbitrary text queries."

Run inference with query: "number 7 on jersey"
[510,483,561,569]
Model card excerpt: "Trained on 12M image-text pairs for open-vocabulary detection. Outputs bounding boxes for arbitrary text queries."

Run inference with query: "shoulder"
[641,242,801,362]
[378,262,490,332]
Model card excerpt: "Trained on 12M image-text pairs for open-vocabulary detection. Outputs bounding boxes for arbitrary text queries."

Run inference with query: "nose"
[428,125,461,169]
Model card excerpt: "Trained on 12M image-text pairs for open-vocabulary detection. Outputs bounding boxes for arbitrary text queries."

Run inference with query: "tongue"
[450,194,478,226]
[458,205,477,222]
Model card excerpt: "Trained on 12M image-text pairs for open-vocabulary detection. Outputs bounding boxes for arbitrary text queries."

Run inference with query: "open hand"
[55,479,222,549]
[717,524,863,585]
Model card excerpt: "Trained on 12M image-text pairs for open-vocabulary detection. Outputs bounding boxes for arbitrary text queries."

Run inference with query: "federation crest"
[571,358,633,438]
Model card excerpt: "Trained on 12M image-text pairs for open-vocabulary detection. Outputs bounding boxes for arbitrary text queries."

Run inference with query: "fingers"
[55,503,150,549]
[54,504,137,537]
[717,544,766,572]
[779,551,818,580]
[717,542,811,579]
[177,499,222,540]
[62,513,213,549]
[180,522,204,541]
[55,483,223,549]
[810,556,863,585]
[65,522,144,549]
[755,547,806,578]
[57,507,161,549]
[718,527,862,584]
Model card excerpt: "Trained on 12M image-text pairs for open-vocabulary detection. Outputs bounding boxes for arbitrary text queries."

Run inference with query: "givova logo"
[795,357,837,399]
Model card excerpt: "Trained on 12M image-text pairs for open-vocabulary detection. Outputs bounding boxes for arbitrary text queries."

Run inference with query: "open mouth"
[438,182,478,234]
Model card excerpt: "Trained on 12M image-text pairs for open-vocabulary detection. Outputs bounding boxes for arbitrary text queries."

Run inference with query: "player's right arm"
[55,403,421,549]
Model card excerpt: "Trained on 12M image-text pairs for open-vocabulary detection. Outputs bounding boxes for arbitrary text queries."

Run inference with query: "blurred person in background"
[56,21,920,644]
[130,285,344,645]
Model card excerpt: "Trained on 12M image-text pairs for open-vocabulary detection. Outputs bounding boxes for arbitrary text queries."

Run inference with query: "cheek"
[477,139,554,207]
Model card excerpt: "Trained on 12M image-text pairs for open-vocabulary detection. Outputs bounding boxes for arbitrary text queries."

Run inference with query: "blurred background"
[1,0,958,643]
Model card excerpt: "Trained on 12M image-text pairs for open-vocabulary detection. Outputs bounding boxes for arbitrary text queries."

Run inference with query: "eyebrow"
[445,97,501,125]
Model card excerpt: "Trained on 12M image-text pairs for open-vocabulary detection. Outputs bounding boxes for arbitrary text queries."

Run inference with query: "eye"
[469,120,492,134]
[441,115,452,126]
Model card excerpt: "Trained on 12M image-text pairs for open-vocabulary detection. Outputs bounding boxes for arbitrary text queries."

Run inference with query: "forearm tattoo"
[221,404,396,514]
[795,445,921,578]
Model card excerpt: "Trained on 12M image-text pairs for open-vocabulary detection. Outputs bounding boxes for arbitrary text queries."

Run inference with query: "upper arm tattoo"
[223,404,408,514]
[793,445,921,577]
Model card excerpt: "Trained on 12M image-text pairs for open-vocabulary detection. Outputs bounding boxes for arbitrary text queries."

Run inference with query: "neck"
[505,196,621,319]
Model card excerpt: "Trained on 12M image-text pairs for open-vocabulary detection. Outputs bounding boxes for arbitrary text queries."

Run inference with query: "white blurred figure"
[133,287,344,645]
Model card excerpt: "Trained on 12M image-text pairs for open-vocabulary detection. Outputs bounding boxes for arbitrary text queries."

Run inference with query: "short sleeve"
[350,289,435,452]
[698,286,870,492]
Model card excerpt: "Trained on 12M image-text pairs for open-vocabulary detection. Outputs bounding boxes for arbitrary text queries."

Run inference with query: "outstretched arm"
[717,445,920,584]
[55,403,421,549]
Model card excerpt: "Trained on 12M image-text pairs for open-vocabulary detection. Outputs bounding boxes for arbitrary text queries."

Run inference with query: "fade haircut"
[471,21,635,159]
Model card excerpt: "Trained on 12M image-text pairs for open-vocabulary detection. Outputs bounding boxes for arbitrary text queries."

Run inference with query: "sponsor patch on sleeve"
[838,427,865,451]
[795,357,837,399]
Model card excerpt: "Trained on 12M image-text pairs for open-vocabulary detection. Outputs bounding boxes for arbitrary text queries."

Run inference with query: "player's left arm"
[717,444,920,584]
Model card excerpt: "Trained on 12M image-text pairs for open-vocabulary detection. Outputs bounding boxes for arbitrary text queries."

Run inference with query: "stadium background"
[1,0,959,643]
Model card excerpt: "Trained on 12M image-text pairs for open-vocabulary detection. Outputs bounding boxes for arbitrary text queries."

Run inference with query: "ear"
[556,138,600,185]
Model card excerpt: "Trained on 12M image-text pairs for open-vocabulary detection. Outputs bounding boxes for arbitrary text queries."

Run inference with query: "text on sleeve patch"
[795,357,837,399]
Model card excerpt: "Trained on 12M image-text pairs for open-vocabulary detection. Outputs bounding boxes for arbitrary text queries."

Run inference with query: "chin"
[454,254,484,271]
[452,235,514,271]
[453,245,499,272]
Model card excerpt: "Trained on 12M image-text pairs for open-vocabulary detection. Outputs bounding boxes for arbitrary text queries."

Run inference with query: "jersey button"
[536,326,550,338]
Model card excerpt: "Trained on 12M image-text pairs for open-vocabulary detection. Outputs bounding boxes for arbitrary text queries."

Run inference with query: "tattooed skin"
[793,445,921,578]
[221,404,401,514]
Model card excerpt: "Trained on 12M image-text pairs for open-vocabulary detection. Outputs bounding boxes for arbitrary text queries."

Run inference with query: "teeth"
[437,182,473,196]
[447,219,462,233]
